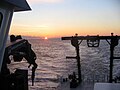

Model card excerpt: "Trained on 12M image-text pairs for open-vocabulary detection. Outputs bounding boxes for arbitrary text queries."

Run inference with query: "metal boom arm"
[61,33,120,83]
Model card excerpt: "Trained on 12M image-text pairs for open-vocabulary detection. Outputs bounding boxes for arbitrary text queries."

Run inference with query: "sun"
[44,37,48,40]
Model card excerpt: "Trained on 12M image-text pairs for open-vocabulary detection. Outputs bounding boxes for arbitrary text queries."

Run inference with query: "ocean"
[8,38,120,90]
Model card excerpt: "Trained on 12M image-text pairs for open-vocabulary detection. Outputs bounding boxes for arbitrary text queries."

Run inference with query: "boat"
[0,0,120,90]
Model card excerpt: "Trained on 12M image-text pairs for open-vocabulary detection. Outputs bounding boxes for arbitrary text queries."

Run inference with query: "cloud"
[27,0,63,4]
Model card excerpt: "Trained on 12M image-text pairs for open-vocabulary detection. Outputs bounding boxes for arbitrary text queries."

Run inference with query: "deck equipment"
[0,35,37,90]
[62,33,120,84]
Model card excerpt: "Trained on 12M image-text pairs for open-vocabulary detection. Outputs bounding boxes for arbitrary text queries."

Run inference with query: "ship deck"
[59,81,94,90]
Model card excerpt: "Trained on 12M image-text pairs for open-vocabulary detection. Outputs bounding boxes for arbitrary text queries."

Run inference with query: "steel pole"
[75,45,82,83]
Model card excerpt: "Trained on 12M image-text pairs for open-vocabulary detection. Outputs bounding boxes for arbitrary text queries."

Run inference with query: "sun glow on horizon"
[44,37,48,40]
[10,0,120,38]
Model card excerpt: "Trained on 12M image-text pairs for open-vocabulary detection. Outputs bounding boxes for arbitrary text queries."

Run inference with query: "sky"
[9,0,120,38]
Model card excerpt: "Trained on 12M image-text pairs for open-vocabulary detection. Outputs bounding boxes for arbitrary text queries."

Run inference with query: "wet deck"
[57,74,109,90]
[58,82,94,90]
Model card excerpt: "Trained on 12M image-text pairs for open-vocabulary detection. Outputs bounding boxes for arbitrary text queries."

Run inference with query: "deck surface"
[59,82,94,90]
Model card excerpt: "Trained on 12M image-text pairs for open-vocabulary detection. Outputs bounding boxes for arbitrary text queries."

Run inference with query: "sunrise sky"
[9,0,120,38]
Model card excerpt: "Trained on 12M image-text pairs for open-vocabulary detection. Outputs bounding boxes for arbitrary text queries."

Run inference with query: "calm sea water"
[8,38,120,90]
